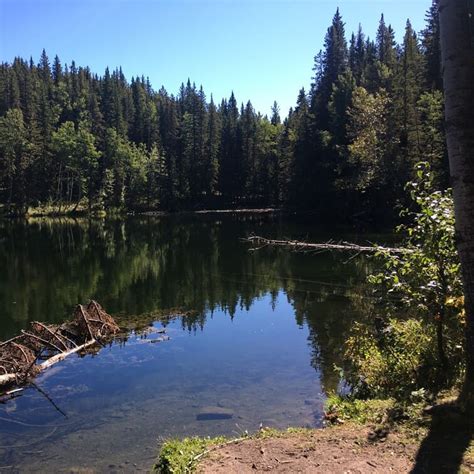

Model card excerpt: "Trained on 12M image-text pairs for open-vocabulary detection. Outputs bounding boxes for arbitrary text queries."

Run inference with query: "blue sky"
[1,0,430,116]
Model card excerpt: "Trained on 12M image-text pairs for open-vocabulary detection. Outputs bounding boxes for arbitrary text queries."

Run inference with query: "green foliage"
[346,86,390,192]
[154,436,227,473]
[0,5,451,219]
[0,108,32,210]
[343,163,465,399]
[325,394,397,424]
[154,428,314,473]
[51,121,100,206]
[344,319,437,398]
[370,163,462,322]
[417,91,447,186]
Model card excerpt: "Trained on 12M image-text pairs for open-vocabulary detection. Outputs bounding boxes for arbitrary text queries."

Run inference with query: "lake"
[0,215,379,472]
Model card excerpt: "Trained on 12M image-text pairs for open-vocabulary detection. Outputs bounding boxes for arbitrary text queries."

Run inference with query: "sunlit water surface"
[0,215,382,472]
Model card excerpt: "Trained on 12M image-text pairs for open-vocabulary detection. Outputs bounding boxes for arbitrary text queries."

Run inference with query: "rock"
[196,406,234,421]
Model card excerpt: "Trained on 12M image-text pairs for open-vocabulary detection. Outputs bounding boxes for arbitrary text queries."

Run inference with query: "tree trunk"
[438,0,474,410]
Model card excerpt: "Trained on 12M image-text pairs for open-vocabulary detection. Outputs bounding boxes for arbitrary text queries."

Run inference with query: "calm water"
[0,215,377,472]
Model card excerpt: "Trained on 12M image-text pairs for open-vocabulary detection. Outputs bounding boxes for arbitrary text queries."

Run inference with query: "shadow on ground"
[410,403,473,473]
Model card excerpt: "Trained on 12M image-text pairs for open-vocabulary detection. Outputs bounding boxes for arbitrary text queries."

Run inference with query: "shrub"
[343,163,465,400]
[344,319,437,398]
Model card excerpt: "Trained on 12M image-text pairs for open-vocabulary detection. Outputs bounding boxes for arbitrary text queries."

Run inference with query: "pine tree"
[312,8,348,129]
[270,101,281,125]
[277,114,294,204]
[417,90,447,186]
[157,90,179,208]
[422,1,442,91]
[194,85,208,200]
[52,55,62,86]
[219,92,240,202]
[395,20,423,176]
[206,95,220,195]
[0,108,31,212]
[290,88,314,206]
[349,25,366,85]
[240,100,257,197]
[375,15,397,90]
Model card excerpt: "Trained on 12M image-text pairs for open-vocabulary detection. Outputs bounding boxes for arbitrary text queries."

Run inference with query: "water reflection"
[0,215,373,472]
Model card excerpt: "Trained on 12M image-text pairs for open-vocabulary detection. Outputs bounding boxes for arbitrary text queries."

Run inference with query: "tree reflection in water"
[0,214,374,393]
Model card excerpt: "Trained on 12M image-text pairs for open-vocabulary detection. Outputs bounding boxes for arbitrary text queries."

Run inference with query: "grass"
[153,428,314,473]
[153,394,473,473]
[153,396,425,473]
[153,436,227,473]
[324,393,399,425]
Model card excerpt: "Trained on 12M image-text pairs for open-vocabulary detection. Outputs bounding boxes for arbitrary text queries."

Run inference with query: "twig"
[187,436,249,470]
[20,331,63,354]
[19,323,65,385]
[53,331,78,348]
[11,343,32,364]
[77,305,94,341]
[0,336,23,348]
[31,322,69,351]
[30,381,67,418]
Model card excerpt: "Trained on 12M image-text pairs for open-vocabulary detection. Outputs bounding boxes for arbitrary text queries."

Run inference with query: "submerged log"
[0,301,120,390]
[196,406,234,421]
[243,235,411,255]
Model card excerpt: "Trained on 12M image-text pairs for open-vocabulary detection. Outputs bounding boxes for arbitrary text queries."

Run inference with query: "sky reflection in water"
[0,215,372,472]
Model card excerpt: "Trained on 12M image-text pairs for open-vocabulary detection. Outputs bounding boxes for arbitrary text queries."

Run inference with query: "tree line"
[0,2,444,223]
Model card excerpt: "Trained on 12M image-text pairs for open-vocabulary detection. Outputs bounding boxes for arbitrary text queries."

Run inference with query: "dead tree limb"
[0,338,99,388]
[0,301,119,390]
[31,322,69,351]
[39,339,97,370]
[76,305,95,341]
[21,330,64,353]
[243,235,411,255]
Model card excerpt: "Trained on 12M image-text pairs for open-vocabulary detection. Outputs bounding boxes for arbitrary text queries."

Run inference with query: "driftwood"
[243,235,411,255]
[0,301,120,390]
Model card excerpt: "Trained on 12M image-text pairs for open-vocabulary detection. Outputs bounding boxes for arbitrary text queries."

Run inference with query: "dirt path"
[196,425,467,473]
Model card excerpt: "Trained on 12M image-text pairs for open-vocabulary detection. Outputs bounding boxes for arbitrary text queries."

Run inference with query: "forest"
[0,3,445,223]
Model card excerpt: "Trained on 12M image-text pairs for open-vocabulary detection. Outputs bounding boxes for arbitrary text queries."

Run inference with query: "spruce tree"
[270,101,281,126]
[206,95,220,196]
[395,20,423,174]
[312,8,348,129]
[421,1,442,91]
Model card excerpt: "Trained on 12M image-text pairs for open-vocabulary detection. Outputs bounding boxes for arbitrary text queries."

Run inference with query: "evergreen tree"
[311,8,348,129]
[219,92,240,202]
[270,101,281,126]
[206,95,220,195]
[421,1,442,91]
[417,90,447,186]
[0,10,453,220]
[394,20,424,178]
[0,108,31,211]
[349,25,366,85]
[375,15,397,90]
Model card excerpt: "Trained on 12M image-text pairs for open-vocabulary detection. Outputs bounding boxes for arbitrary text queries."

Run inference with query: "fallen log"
[39,339,97,370]
[0,301,120,390]
[243,235,411,255]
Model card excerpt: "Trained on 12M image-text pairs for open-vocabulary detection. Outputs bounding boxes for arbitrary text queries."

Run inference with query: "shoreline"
[0,207,291,219]
[154,397,474,473]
